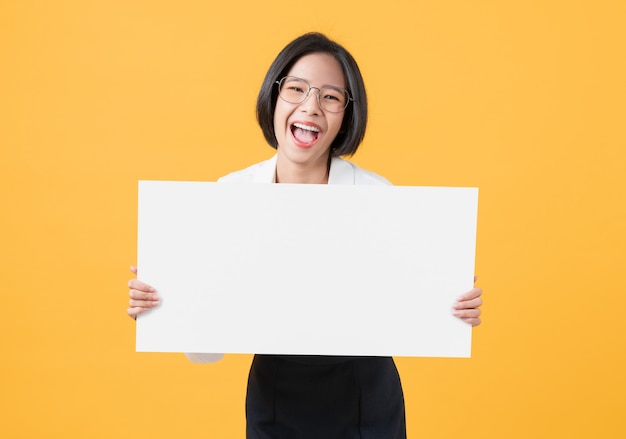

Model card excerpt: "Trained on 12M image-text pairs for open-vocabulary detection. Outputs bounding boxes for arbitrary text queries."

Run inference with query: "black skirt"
[246,355,406,439]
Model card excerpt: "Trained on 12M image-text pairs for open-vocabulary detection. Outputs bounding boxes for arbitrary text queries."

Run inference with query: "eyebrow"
[289,76,347,92]
[322,84,347,93]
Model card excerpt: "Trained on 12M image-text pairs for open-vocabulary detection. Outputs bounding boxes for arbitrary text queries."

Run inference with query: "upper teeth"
[293,123,319,132]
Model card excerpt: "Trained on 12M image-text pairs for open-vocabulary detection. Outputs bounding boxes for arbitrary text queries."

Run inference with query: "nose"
[300,87,323,113]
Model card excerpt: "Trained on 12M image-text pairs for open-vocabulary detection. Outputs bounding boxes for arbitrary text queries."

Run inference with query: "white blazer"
[218,154,391,186]
[185,154,391,364]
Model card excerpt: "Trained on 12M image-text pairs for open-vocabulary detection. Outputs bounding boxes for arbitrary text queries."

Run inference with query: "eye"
[321,88,345,103]
[288,85,306,94]
[283,78,309,95]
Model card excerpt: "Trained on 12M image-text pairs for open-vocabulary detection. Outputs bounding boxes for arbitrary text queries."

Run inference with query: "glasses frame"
[275,76,353,113]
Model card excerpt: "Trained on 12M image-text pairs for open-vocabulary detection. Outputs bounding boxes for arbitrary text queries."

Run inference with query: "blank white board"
[136,182,478,358]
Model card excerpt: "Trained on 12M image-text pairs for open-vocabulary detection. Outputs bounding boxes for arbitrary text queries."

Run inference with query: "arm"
[184,353,224,363]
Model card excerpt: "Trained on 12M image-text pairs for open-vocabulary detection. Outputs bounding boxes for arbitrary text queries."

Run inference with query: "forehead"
[286,52,346,88]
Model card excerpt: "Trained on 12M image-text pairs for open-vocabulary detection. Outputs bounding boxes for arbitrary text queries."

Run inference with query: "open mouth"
[291,122,320,145]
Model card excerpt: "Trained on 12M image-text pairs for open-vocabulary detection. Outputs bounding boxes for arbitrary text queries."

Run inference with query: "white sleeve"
[184,353,224,363]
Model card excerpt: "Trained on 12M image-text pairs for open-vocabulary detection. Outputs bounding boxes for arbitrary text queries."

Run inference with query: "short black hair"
[256,32,367,157]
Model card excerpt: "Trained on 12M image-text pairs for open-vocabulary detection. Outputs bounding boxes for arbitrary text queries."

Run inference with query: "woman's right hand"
[127,265,160,319]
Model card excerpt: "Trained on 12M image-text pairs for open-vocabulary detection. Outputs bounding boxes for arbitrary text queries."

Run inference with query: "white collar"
[257,154,355,185]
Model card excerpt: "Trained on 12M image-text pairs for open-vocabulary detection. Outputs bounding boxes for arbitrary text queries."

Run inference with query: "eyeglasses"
[275,76,353,113]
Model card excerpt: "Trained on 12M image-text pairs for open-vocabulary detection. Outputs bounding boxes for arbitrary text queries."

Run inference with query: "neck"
[275,154,331,184]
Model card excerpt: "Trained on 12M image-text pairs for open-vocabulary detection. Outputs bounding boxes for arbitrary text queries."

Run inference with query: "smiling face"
[273,52,346,183]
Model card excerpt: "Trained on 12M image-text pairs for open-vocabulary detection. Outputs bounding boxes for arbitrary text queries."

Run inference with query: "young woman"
[127,32,483,439]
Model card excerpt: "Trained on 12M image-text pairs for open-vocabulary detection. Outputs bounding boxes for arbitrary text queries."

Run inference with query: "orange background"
[1,1,625,437]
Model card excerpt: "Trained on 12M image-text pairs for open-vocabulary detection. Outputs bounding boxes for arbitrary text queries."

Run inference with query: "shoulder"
[351,162,392,186]
[217,156,276,183]
[329,157,392,186]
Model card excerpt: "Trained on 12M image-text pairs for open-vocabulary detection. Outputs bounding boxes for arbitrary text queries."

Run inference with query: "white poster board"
[136,182,478,358]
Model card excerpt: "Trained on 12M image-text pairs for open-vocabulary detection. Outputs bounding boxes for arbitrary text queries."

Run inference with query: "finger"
[457,287,482,302]
[128,288,160,307]
[453,296,483,310]
[130,265,138,275]
[453,308,481,319]
[129,298,159,308]
[127,306,150,318]
[462,317,481,327]
[128,278,156,293]
[129,288,159,301]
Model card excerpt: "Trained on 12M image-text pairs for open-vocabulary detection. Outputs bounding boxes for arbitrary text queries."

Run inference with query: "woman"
[127,32,482,439]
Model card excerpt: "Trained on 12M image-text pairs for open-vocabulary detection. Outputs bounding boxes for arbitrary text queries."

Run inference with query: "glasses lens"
[279,77,309,104]
[318,87,348,113]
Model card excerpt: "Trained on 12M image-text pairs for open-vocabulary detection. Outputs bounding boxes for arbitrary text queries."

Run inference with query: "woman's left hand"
[452,276,482,327]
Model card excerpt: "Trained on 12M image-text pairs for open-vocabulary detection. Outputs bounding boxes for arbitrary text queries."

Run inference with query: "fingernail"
[453,311,461,317]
